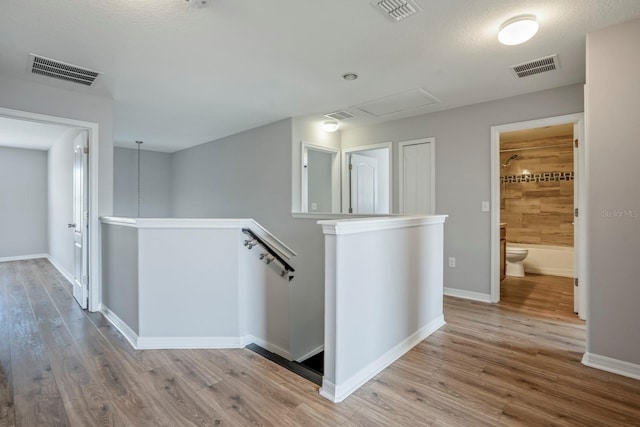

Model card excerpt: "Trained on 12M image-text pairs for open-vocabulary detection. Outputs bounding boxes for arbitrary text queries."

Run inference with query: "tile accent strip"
[500,171,574,184]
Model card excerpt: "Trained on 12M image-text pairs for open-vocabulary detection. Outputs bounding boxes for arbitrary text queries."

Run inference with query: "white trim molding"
[0,253,47,263]
[0,107,101,313]
[319,214,447,235]
[582,352,640,380]
[101,305,140,350]
[244,335,292,361]
[137,336,246,350]
[320,316,445,403]
[490,113,586,306]
[444,287,492,303]
[101,217,297,261]
[101,304,254,351]
[296,345,324,363]
[47,255,74,285]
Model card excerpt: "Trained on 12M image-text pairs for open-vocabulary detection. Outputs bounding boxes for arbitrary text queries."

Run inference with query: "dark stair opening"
[246,344,323,386]
[299,351,324,374]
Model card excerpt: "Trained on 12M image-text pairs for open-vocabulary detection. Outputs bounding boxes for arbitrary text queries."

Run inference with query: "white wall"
[47,129,81,274]
[114,147,172,217]
[171,118,329,360]
[101,218,291,354]
[0,146,47,258]
[320,216,446,402]
[585,18,640,368]
[341,84,584,297]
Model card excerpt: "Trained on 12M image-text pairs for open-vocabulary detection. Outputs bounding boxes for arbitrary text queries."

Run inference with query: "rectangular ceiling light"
[29,54,101,86]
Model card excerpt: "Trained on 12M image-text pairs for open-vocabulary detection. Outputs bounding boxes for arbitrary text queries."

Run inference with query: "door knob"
[68,223,76,228]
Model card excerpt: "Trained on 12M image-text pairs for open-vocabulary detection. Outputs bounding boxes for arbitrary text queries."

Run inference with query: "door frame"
[341,142,392,214]
[398,137,436,215]
[490,113,587,320]
[0,107,101,312]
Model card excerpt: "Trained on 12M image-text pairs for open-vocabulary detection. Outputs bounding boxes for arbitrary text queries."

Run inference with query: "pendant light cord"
[135,141,143,217]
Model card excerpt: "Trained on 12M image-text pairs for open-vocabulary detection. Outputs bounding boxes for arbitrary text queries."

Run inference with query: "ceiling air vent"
[372,0,422,22]
[511,54,560,78]
[324,110,356,121]
[29,54,101,86]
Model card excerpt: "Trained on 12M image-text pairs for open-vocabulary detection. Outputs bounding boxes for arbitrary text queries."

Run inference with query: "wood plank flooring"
[1,259,639,426]
[501,273,579,322]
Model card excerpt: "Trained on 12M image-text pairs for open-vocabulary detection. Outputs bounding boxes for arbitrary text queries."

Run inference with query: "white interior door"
[350,153,378,214]
[72,131,89,309]
[399,139,434,214]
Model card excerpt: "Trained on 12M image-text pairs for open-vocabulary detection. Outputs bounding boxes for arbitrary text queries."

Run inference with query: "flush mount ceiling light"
[498,15,539,45]
[342,72,359,81]
[323,120,339,132]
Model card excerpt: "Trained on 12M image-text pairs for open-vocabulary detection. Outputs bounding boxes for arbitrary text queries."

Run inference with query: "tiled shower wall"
[500,135,574,247]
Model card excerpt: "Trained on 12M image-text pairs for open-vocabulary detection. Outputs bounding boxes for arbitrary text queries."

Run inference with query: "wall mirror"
[301,142,340,213]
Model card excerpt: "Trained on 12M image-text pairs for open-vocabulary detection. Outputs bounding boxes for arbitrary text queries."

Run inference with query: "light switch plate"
[482,201,490,212]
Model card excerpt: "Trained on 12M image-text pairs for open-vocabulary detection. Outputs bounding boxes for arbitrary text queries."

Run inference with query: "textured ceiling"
[1,0,640,152]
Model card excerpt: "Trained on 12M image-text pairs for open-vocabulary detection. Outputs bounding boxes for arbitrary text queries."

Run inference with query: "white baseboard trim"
[101,306,289,353]
[101,305,139,350]
[320,315,445,403]
[444,287,492,303]
[582,352,640,380]
[46,255,74,285]
[525,267,573,278]
[296,344,324,363]
[0,253,47,263]
[244,335,292,361]
[137,336,246,350]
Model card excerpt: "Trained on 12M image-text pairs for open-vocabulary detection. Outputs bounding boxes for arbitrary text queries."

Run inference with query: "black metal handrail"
[242,228,295,280]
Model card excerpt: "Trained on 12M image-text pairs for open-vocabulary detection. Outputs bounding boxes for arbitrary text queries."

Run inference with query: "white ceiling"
[0,117,73,151]
[1,0,640,152]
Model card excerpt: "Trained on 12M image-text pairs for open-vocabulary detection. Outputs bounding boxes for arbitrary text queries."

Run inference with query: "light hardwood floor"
[1,259,639,426]
[500,273,579,322]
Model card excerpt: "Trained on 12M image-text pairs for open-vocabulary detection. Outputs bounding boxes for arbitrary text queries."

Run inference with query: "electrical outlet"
[448,257,456,268]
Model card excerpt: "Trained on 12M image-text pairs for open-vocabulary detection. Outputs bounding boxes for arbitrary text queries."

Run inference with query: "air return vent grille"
[30,54,101,86]
[511,54,560,78]
[324,110,356,121]
[373,0,422,22]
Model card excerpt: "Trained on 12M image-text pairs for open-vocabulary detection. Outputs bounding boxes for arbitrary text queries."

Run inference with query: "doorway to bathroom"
[490,113,586,320]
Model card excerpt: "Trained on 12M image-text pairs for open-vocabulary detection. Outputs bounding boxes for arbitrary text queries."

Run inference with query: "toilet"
[506,246,529,277]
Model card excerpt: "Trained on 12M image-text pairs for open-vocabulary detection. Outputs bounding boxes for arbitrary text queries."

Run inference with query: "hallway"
[1,259,639,426]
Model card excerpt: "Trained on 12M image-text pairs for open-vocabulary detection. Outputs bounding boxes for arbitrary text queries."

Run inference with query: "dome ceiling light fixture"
[498,14,539,46]
[342,72,359,81]
[323,120,340,132]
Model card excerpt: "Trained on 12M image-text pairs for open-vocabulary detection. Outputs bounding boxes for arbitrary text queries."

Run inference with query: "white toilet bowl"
[506,246,529,277]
